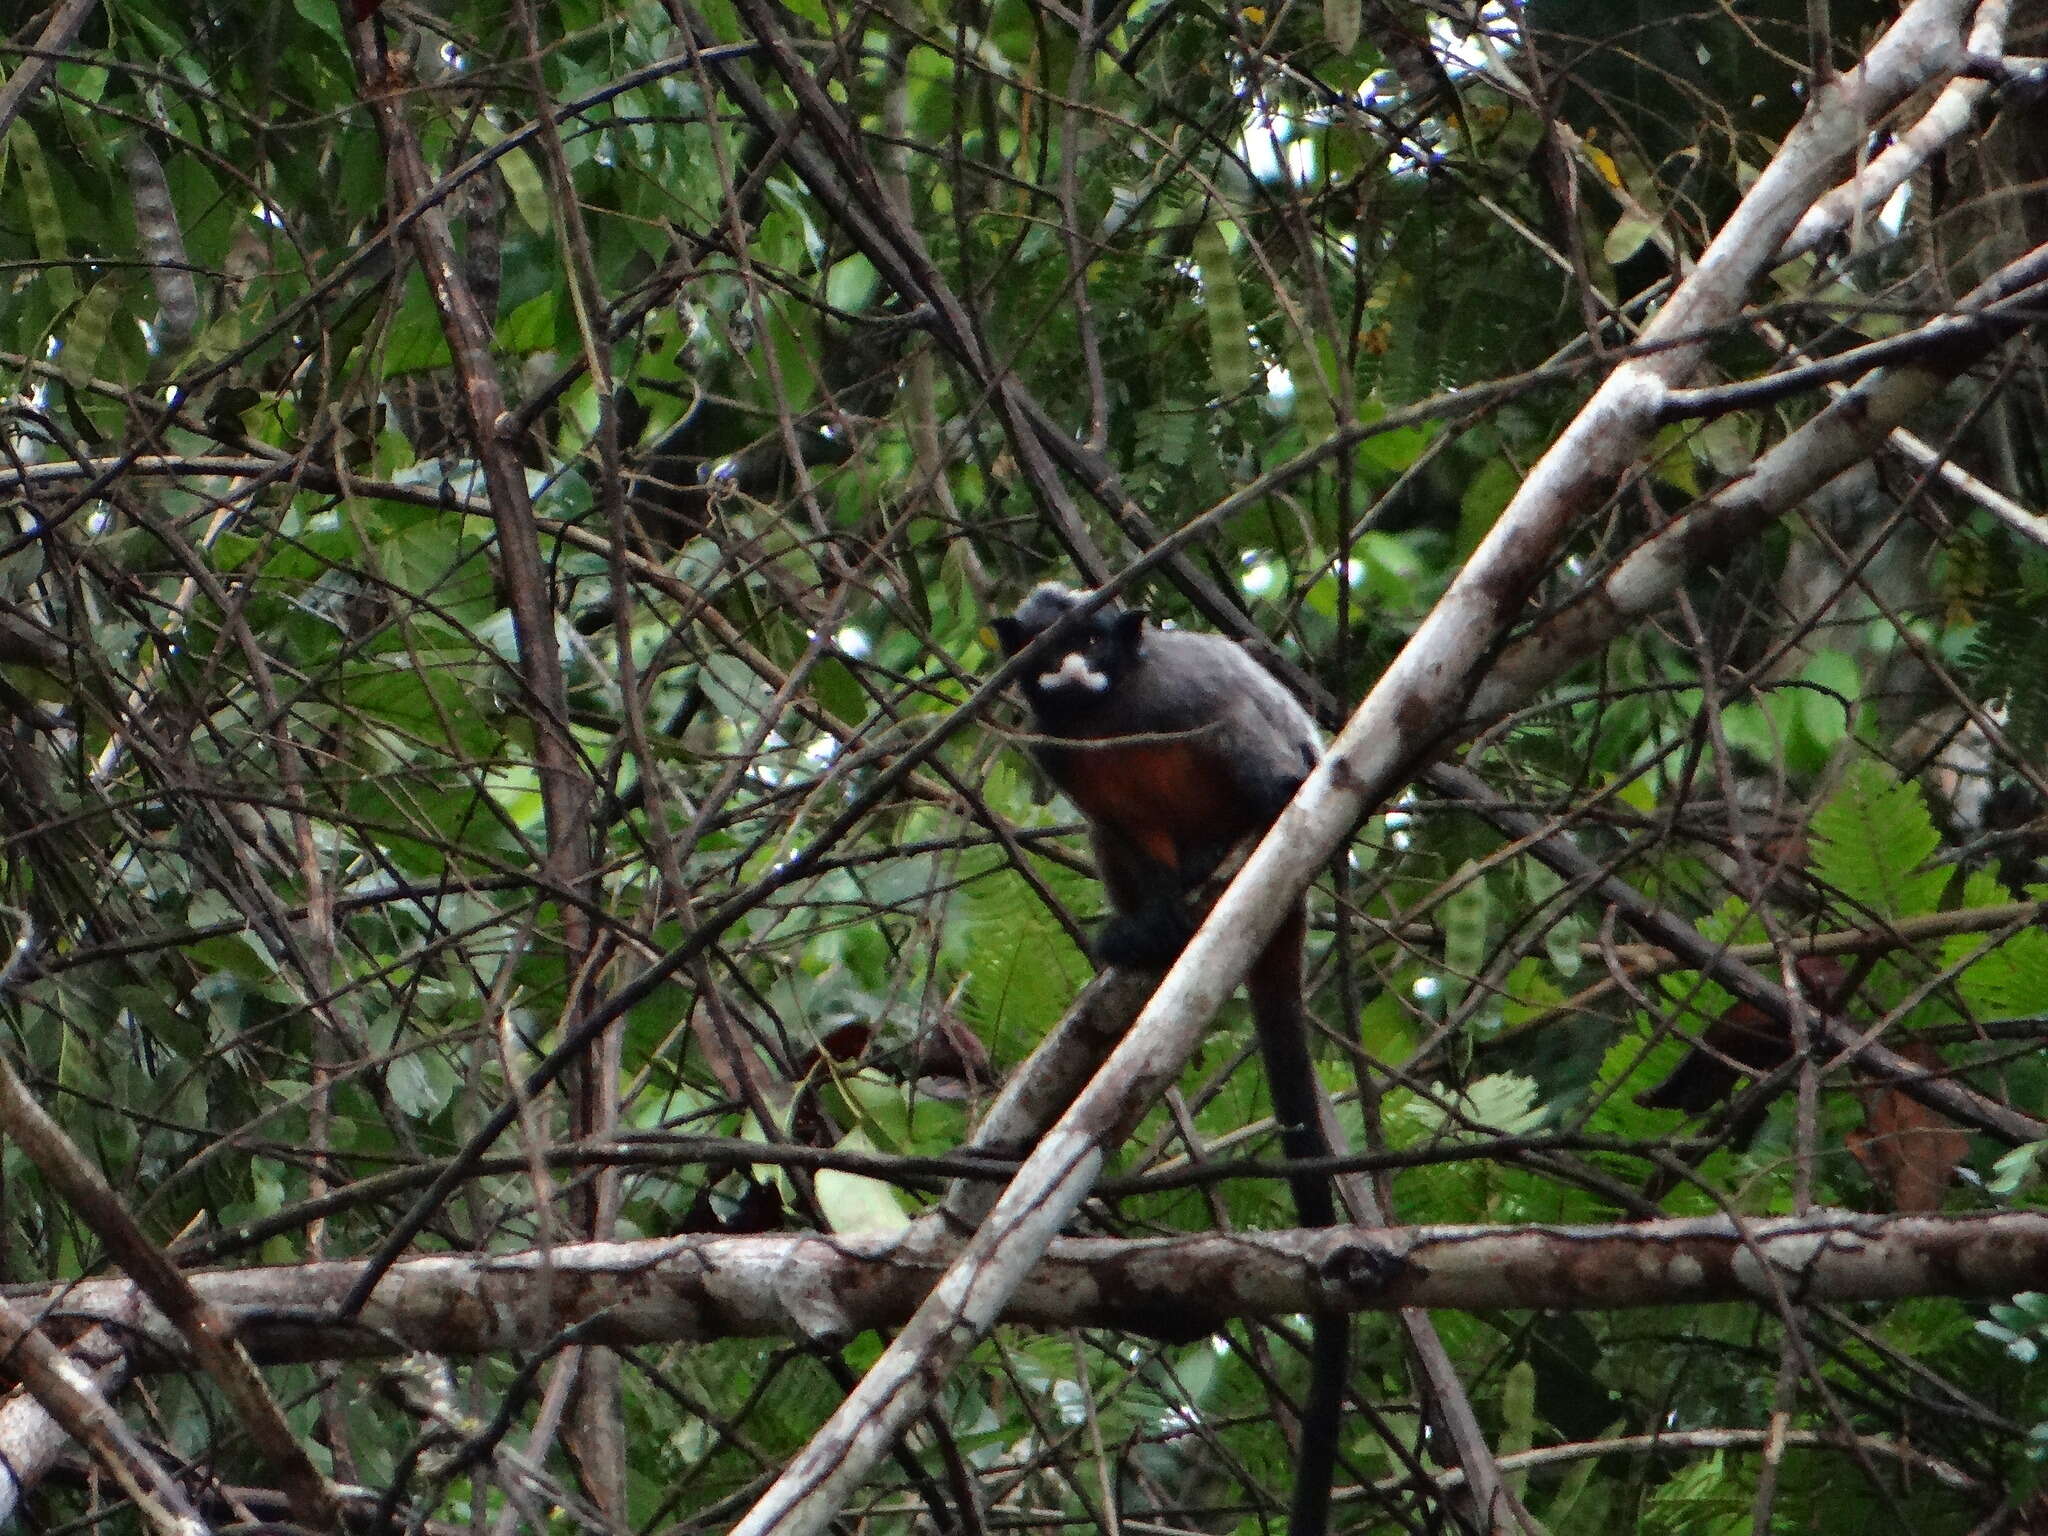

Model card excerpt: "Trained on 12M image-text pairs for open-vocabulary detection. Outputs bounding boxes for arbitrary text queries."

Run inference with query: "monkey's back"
[1032,627,1320,875]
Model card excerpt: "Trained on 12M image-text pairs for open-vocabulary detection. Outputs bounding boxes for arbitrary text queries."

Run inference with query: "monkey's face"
[994,603,1146,719]
[1029,637,1118,703]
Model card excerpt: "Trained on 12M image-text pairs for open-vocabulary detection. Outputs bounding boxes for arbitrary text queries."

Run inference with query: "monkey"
[992,583,1321,959]
[993,580,1347,1536]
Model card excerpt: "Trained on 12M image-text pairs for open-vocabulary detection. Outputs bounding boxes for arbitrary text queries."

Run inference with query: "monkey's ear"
[1112,610,1147,654]
[992,617,1027,656]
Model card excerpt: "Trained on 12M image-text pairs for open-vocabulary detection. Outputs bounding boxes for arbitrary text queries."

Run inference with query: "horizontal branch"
[12,1211,2041,1368]
[1599,900,2048,972]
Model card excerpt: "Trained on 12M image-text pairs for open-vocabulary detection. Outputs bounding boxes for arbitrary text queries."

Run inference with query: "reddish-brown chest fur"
[1049,740,1253,873]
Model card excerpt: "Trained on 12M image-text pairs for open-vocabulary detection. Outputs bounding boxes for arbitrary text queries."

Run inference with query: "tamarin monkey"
[993,580,1346,1536]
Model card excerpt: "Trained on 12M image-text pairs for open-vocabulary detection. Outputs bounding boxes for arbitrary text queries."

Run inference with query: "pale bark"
[2,1212,2036,1365]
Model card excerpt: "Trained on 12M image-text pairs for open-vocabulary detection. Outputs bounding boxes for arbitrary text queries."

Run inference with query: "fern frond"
[1811,759,1946,919]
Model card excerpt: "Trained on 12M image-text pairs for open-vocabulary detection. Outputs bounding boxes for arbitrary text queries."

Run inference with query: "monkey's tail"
[1248,901,1347,1536]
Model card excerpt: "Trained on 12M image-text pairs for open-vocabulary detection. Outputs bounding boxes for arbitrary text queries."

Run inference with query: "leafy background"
[3,0,2048,1530]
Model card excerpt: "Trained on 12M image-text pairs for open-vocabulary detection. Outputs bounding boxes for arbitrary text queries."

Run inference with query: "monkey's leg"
[1089,833,1194,969]
[1093,897,1193,969]
[1175,838,1237,889]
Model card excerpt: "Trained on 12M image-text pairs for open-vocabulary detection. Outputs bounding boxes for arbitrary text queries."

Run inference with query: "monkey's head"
[992,582,1146,716]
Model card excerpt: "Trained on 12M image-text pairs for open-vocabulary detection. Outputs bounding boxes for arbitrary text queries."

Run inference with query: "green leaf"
[1135,405,1198,469]
[10,121,77,308]
[1357,419,1436,474]
[1195,220,1255,395]
[1947,921,2048,1018]
[1498,1359,1537,1498]
[59,275,123,388]
[1810,759,1945,919]
[1285,320,1339,448]
[386,1050,457,1119]
[500,290,560,354]
[1457,459,1518,556]
[1989,1141,2045,1197]
[385,272,455,376]
[1440,860,1489,1008]
[1790,648,1861,758]
[1603,212,1658,265]
[826,251,878,313]
[1524,861,1583,979]
[950,831,1093,1061]
[1393,1073,1545,1139]
[500,144,552,237]
[812,1132,910,1233]
[1352,530,1426,607]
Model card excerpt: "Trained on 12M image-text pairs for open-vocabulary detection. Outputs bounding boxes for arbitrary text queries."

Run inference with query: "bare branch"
[12,1213,2040,1364]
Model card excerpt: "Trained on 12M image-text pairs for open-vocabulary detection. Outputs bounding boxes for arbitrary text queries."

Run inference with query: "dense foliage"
[4,0,2048,1531]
